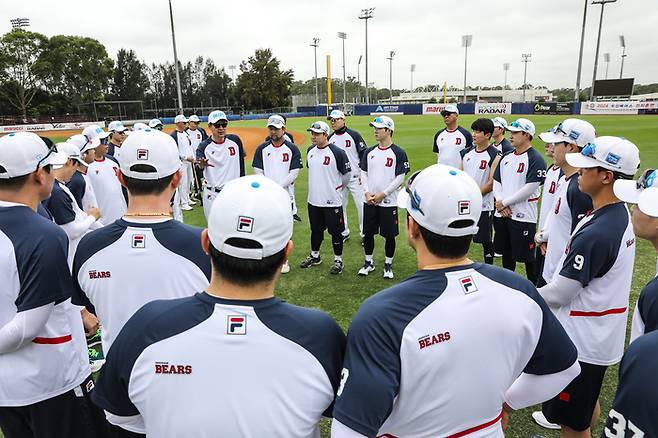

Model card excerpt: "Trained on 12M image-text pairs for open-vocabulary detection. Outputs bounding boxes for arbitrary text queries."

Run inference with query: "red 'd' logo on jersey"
[228,146,236,156]
[227,315,246,335]
[385,157,394,167]
[137,149,149,160]
[282,152,289,162]
[323,156,331,166]
[455,138,462,145]
[236,216,254,233]
[517,163,525,173]
[131,234,145,248]
[459,276,478,294]
[479,160,488,170]
[155,362,192,375]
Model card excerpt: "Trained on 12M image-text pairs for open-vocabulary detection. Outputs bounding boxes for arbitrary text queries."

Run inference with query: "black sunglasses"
[441,111,456,117]
[36,142,58,170]
[637,168,657,190]
[211,122,228,128]
[404,170,424,215]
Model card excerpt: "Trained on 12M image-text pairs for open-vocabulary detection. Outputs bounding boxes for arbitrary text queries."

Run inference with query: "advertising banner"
[474,103,512,115]
[0,121,104,134]
[580,101,658,115]
[532,102,572,115]
[422,103,449,115]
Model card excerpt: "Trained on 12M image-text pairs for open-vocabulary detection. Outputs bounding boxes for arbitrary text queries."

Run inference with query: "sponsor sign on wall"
[580,100,658,115]
[532,102,572,115]
[422,103,449,115]
[0,121,105,134]
[474,103,512,115]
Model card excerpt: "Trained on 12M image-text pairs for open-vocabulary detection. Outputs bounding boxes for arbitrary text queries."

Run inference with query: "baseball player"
[491,117,513,153]
[196,110,245,219]
[614,169,658,343]
[263,115,300,221]
[72,129,210,357]
[493,118,546,284]
[106,120,129,157]
[328,109,367,242]
[252,115,303,273]
[170,115,194,211]
[186,114,208,202]
[148,118,164,131]
[460,118,501,265]
[432,104,473,168]
[358,116,410,279]
[300,121,351,275]
[331,164,580,438]
[0,132,103,438]
[91,175,346,437]
[66,133,100,211]
[537,137,639,437]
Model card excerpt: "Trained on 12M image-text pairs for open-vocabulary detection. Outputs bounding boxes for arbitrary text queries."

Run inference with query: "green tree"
[234,49,293,110]
[0,29,49,119]
[111,49,149,100]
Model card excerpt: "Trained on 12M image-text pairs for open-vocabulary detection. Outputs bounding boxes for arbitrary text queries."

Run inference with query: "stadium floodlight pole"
[168,0,184,114]
[603,53,611,79]
[359,8,375,104]
[9,18,30,30]
[338,32,347,106]
[357,55,363,103]
[503,63,510,90]
[387,51,395,103]
[521,53,532,102]
[228,65,236,82]
[462,35,472,104]
[590,0,618,101]
[310,38,320,106]
[410,64,416,91]
[619,35,627,78]
[574,0,589,101]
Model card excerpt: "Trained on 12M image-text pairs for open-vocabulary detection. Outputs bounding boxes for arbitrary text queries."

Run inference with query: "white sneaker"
[383,263,394,279]
[531,411,561,430]
[358,261,375,276]
[188,200,197,206]
[281,261,290,274]
[181,204,193,211]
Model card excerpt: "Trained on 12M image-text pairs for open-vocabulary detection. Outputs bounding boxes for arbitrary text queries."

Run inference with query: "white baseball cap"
[441,104,459,115]
[506,118,536,137]
[56,142,87,167]
[614,169,658,217]
[267,115,285,129]
[307,121,330,134]
[566,136,640,177]
[327,109,345,120]
[492,117,508,129]
[208,110,228,124]
[0,132,68,178]
[398,164,482,237]
[67,134,96,154]
[132,122,149,131]
[148,118,163,128]
[174,115,188,124]
[207,175,293,260]
[118,129,181,180]
[539,119,596,147]
[188,115,201,123]
[82,125,110,144]
[369,115,395,131]
[108,120,129,133]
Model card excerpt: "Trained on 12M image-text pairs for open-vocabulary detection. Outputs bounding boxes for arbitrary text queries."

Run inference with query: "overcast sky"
[4,0,657,91]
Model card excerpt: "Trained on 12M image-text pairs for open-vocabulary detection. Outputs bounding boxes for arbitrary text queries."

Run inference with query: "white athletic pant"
[341,176,364,236]
[203,187,219,220]
[179,161,194,206]
[173,189,183,222]
[288,184,297,215]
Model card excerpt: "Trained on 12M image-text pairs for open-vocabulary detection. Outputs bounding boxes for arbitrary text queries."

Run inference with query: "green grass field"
[52,114,658,437]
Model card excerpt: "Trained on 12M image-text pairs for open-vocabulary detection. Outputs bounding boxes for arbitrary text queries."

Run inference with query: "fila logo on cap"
[460,276,478,294]
[227,315,246,335]
[236,216,254,233]
[458,200,471,215]
[132,234,146,248]
[137,149,149,160]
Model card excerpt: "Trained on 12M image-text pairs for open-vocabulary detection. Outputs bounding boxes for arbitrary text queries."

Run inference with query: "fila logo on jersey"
[155,362,192,375]
[132,234,146,248]
[237,216,254,233]
[459,276,478,294]
[418,332,451,350]
[137,149,149,160]
[227,315,246,335]
[458,200,470,215]
[88,270,111,279]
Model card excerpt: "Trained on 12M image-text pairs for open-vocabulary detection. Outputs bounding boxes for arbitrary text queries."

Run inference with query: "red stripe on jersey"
[32,335,72,345]
[230,317,244,322]
[569,307,627,317]
[447,411,503,438]
[527,197,540,202]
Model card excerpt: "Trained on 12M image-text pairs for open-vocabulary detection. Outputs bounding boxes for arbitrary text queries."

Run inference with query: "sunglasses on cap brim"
[637,169,657,190]
[404,170,424,216]
[210,122,228,128]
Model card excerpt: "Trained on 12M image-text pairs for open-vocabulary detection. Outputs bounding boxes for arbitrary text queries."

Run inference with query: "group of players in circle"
[0,105,657,438]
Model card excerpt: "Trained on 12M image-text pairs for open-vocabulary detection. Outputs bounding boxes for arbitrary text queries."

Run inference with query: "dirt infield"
[36,127,306,159]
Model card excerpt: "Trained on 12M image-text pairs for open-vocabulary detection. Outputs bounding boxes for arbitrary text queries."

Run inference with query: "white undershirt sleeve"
[538,274,582,308]
[0,303,54,354]
[330,419,368,438]
[60,215,97,241]
[105,412,146,434]
[504,360,581,410]
[629,305,645,344]
[282,168,300,189]
[502,182,541,207]
[383,174,405,197]
[493,180,503,202]
[360,171,370,193]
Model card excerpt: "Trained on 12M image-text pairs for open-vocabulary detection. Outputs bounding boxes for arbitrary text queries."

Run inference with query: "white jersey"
[196,135,245,189]
[552,202,635,365]
[88,155,127,225]
[334,264,577,437]
[0,202,89,406]
[92,293,345,437]
[542,174,592,283]
[493,148,547,224]
[172,130,193,159]
[185,127,206,150]
[360,144,410,206]
[80,172,98,210]
[433,126,473,168]
[460,145,499,211]
[252,140,303,187]
[538,164,562,230]
[306,143,351,207]
[329,127,367,179]
[72,218,211,353]
[66,170,98,211]
[630,260,658,343]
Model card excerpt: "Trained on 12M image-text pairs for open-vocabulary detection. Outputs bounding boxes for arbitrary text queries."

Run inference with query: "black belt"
[206,186,222,193]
